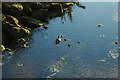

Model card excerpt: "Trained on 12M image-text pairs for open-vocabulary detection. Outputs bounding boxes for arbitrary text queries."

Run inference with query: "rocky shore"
[1,2,85,51]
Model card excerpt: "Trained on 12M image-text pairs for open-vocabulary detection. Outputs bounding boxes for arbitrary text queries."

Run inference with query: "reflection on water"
[2,2,118,78]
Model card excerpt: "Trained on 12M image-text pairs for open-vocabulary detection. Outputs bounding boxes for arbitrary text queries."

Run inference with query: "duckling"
[115,41,119,44]
[64,38,67,41]
[68,44,71,47]
[39,23,44,26]
[62,21,65,23]
[17,63,23,67]
[5,48,11,51]
[55,38,62,44]
[58,35,61,38]
[43,26,49,30]
[60,35,64,38]
[77,41,81,44]
[100,35,105,38]
[97,24,103,27]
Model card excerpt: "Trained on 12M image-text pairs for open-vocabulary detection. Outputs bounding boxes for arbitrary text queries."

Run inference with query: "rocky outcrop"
[2,2,85,49]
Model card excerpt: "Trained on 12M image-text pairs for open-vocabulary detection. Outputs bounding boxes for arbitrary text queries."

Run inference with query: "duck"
[17,63,23,67]
[77,41,80,44]
[43,26,49,29]
[55,38,62,44]
[97,24,103,27]
[64,38,67,41]
[58,35,61,38]
[60,35,64,38]
[115,41,119,44]
[68,44,71,47]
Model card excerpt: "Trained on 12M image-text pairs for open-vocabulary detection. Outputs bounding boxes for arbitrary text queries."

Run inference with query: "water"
[2,2,118,78]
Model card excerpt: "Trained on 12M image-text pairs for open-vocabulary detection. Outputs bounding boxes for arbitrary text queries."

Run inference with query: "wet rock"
[31,9,47,19]
[2,3,23,16]
[18,16,43,28]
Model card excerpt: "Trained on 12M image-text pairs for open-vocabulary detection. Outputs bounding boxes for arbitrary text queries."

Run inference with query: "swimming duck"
[43,26,49,29]
[60,35,64,38]
[77,41,80,44]
[58,35,61,38]
[97,24,103,27]
[115,41,119,44]
[17,63,23,67]
[68,44,71,47]
[64,38,67,41]
[55,38,62,44]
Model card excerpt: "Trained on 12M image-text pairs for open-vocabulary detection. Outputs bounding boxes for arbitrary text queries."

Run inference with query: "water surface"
[3,2,118,78]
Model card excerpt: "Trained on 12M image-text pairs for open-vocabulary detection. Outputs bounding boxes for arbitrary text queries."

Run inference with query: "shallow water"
[2,2,118,78]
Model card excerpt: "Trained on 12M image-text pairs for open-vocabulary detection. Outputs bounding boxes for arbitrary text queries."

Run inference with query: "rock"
[5,15,21,27]
[18,16,43,28]
[31,9,47,18]
[2,3,23,16]
[2,15,30,45]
